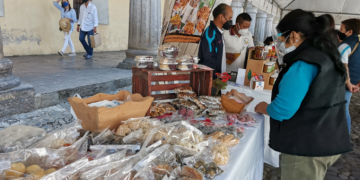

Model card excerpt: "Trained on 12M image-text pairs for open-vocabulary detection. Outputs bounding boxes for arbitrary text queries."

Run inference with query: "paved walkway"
[10,51,130,94]
[263,93,360,180]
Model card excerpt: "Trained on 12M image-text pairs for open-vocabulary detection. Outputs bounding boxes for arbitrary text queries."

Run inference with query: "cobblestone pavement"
[0,86,132,132]
[263,93,360,180]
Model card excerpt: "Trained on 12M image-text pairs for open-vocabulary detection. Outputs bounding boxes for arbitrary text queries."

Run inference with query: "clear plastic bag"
[40,157,89,180]
[177,93,197,100]
[83,155,141,180]
[226,113,258,127]
[0,134,88,180]
[30,120,83,149]
[167,166,204,180]
[0,125,47,153]
[140,121,207,156]
[89,145,140,159]
[150,102,177,118]
[173,85,194,94]
[116,117,163,139]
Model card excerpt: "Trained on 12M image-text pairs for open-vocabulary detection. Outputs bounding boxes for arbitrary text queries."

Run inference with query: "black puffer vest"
[270,40,352,156]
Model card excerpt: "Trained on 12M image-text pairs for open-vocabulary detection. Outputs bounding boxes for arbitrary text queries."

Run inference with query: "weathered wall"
[0,0,163,57]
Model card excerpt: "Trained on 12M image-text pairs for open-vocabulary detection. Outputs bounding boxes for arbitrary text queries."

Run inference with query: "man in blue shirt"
[77,0,99,59]
[198,3,233,79]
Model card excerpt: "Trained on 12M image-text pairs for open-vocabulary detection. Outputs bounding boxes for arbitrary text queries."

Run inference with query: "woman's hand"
[255,102,269,115]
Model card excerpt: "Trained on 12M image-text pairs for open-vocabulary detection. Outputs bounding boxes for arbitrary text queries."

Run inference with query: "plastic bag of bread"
[0,125,47,153]
[40,157,89,180]
[166,166,204,180]
[140,122,206,156]
[150,102,177,118]
[116,117,163,137]
[0,136,88,180]
[89,145,140,159]
[174,85,194,94]
[133,147,179,180]
[82,154,141,180]
[177,92,197,100]
[30,120,83,149]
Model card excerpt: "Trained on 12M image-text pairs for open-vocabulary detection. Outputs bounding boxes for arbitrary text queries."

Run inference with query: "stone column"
[0,25,35,118]
[254,10,267,45]
[264,14,274,40]
[117,0,161,69]
[231,1,244,25]
[245,3,257,35]
[273,17,279,30]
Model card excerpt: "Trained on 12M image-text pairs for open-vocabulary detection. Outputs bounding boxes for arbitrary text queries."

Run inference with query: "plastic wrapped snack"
[150,102,177,118]
[177,93,197,100]
[199,96,221,102]
[89,145,140,159]
[159,45,180,58]
[40,157,89,180]
[167,166,203,180]
[83,155,141,180]
[0,135,88,180]
[0,125,47,153]
[30,121,83,149]
[173,85,193,94]
[191,98,207,110]
[205,132,239,147]
[140,122,207,156]
[235,114,258,127]
[116,117,162,137]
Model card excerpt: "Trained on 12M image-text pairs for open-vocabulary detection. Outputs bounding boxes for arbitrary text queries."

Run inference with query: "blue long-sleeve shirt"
[53,2,77,31]
[267,61,319,121]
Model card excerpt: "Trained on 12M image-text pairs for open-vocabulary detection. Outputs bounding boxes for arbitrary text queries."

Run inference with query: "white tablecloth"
[223,84,281,168]
[215,113,265,180]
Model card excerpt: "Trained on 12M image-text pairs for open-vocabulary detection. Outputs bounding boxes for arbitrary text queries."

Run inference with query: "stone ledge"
[0,83,35,117]
[34,77,132,109]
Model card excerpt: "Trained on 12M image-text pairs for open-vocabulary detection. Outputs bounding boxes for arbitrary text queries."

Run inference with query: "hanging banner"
[163,0,216,43]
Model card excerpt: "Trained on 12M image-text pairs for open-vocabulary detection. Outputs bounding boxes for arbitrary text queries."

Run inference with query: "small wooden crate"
[244,50,276,90]
[132,67,213,99]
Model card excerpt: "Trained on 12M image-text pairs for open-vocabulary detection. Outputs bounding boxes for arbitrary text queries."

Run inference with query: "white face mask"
[236,23,249,36]
[285,45,296,54]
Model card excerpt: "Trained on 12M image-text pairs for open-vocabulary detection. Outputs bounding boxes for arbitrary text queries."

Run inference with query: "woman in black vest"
[254,9,352,180]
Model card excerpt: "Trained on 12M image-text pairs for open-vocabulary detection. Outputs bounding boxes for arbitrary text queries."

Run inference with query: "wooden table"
[132,67,213,99]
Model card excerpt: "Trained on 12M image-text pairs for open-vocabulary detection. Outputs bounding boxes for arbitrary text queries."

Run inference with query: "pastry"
[160,64,170,69]
[116,124,131,136]
[28,169,45,180]
[45,168,57,175]
[5,163,26,179]
[211,145,229,165]
[179,166,202,180]
[178,65,189,70]
[25,165,42,175]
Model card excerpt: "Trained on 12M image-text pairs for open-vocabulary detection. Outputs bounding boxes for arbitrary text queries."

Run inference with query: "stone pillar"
[245,3,257,35]
[0,26,35,117]
[273,17,279,30]
[264,14,274,40]
[231,1,244,25]
[117,0,161,69]
[254,10,267,45]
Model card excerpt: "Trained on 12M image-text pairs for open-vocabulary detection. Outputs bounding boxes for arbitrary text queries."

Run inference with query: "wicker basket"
[221,89,254,114]
[68,90,154,132]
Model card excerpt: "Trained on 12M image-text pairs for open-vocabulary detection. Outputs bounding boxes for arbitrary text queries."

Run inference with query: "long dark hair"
[321,14,335,30]
[61,0,72,11]
[277,9,346,80]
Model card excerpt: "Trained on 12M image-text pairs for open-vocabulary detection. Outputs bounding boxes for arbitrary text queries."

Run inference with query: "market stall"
[224,83,280,168]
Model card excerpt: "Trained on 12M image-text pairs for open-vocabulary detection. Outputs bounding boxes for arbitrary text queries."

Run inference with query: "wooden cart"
[132,67,213,100]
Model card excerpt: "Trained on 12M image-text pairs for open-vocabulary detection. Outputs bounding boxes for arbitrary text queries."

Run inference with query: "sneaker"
[58,51,64,56]
[83,53,88,57]
[68,52,76,56]
[85,55,93,59]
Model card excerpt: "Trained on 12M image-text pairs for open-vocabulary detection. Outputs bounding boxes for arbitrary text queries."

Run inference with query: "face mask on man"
[338,31,347,41]
[236,23,249,36]
[221,15,232,30]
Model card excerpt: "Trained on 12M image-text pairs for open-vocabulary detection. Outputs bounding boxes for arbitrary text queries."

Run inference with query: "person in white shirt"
[77,0,98,59]
[223,13,255,72]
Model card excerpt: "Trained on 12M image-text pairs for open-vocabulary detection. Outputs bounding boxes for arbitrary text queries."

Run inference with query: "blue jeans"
[79,29,94,56]
[345,90,352,134]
